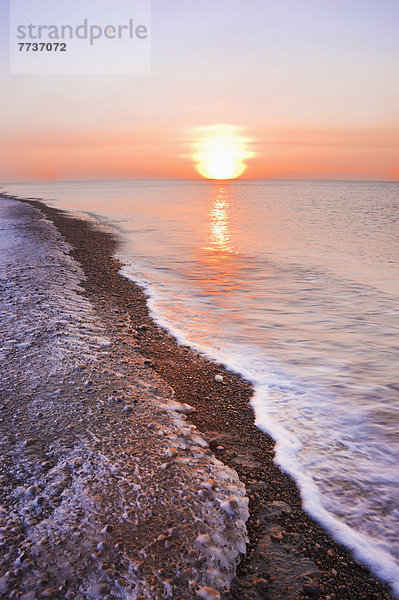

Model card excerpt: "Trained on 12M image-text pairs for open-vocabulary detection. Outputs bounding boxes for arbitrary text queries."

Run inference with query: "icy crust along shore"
[0,198,249,600]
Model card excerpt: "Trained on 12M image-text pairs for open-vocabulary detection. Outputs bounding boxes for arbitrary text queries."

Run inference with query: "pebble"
[21,593,37,600]
[91,583,110,598]
[166,447,178,459]
[303,583,320,597]
[101,525,113,535]
[32,496,44,509]
[254,578,268,593]
[197,587,221,600]
[133,561,145,573]
[209,438,218,451]
[196,534,211,546]
[123,404,134,412]
[14,552,27,566]
[97,540,109,553]
[220,498,238,516]
[180,568,192,581]
[41,588,58,598]
[214,374,224,383]
[198,488,212,500]
[25,485,39,498]
[203,479,216,490]
[168,527,179,538]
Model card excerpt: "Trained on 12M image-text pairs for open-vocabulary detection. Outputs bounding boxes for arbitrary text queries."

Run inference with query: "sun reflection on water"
[194,184,246,302]
[206,186,233,254]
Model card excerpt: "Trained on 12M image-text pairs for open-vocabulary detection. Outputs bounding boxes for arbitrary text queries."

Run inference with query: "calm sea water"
[4,179,399,593]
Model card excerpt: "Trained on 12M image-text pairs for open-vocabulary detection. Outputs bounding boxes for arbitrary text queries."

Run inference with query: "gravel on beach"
[0,196,395,600]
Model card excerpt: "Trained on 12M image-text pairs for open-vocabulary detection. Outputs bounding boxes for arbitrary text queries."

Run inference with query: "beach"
[0,195,395,600]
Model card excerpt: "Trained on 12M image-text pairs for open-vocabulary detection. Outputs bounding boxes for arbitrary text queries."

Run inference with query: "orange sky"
[2,124,398,182]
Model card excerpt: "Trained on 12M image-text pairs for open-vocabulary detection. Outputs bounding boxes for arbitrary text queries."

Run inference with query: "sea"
[3,179,399,594]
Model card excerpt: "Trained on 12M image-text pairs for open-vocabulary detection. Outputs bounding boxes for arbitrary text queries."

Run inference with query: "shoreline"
[0,197,249,600]
[6,195,396,600]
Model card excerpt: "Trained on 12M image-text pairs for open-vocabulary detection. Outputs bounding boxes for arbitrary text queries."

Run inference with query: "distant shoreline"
[5,193,396,600]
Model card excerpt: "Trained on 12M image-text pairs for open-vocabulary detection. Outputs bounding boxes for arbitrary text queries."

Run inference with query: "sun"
[197,154,245,180]
[191,125,254,180]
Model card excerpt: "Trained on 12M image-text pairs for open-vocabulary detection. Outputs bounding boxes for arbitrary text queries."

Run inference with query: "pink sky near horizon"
[3,124,398,182]
[0,0,398,182]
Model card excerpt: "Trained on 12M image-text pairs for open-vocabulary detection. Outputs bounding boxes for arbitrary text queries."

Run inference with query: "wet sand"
[1,196,395,600]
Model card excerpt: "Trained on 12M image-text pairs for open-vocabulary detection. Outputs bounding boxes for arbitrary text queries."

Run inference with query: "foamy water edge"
[120,263,399,598]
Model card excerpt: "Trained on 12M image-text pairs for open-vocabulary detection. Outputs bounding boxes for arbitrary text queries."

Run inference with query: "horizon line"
[2,177,399,186]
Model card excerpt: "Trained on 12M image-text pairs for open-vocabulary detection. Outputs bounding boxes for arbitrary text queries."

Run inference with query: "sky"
[0,0,398,182]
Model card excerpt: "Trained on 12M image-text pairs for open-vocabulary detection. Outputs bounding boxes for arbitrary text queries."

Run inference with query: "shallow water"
[3,179,399,593]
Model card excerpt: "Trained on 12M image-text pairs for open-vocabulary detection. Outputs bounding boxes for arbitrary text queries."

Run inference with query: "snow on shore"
[0,198,248,599]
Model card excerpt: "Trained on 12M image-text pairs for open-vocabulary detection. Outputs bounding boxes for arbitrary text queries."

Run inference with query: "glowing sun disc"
[197,155,245,180]
[192,125,254,180]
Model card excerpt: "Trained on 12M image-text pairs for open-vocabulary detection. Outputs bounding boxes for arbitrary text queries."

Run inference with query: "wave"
[120,261,399,597]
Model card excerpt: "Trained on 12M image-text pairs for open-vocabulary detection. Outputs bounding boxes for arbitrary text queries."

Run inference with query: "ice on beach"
[0,197,249,599]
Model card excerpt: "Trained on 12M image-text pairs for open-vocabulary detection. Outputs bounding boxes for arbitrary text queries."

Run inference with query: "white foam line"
[250,388,399,597]
[119,264,399,597]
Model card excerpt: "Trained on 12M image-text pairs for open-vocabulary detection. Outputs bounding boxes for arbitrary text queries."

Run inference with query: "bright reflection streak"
[197,184,243,297]
[193,183,251,314]
[207,186,233,253]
